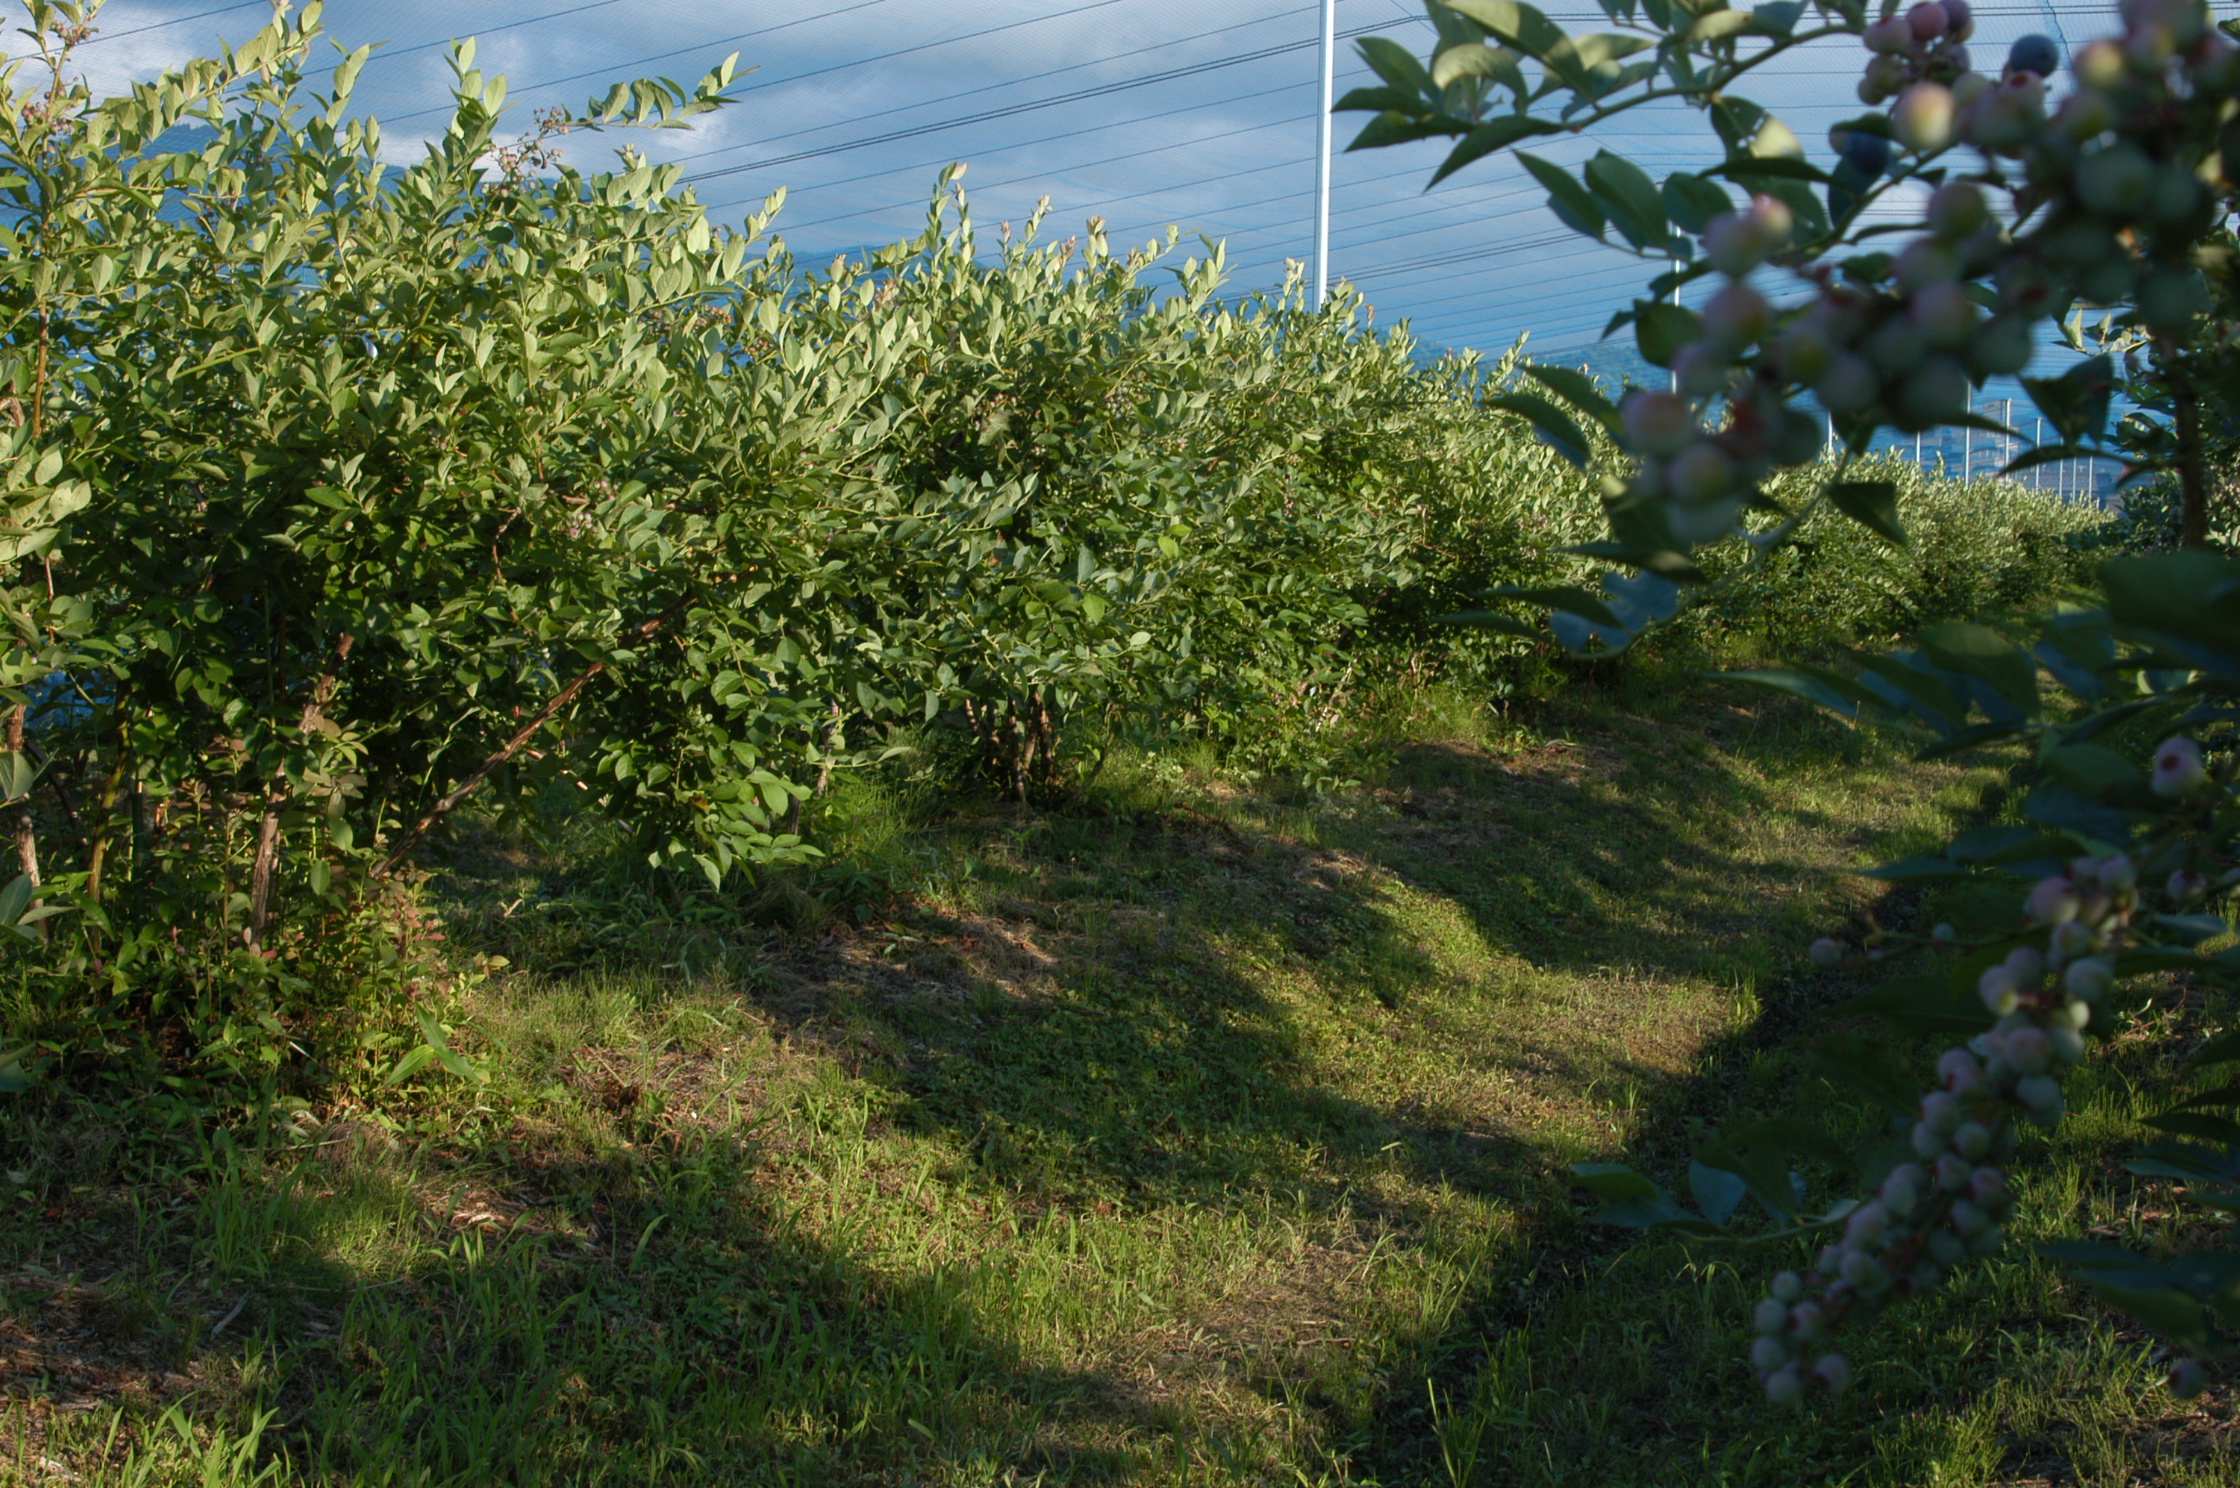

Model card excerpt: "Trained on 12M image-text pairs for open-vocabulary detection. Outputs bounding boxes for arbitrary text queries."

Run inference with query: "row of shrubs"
[0,13,2106,1108]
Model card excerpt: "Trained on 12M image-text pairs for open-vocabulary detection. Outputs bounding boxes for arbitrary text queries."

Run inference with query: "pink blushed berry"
[2152,737,2207,798]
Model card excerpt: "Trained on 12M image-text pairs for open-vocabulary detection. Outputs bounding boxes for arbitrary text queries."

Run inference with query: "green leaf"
[2022,355,2115,446]
[1446,0,1573,69]
[1827,480,1905,545]
[2086,1284,2212,1350]
[2144,1111,2240,1145]
[1487,583,1625,629]
[1584,150,1667,249]
[1660,172,1734,234]
[1522,363,1622,437]
[1356,35,1436,93]
[1919,622,2038,719]
[1334,84,1431,114]
[1428,114,1557,184]
[1689,9,1753,40]
[1348,112,1459,152]
[1571,1162,1664,1203]
[1430,41,1524,91]
[2100,551,2240,658]
[1688,1158,1746,1225]
[1483,392,1591,467]
[1724,665,1884,719]
[1633,301,1702,368]
[2042,744,2139,796]
[1437,610,1541,637]
[380,1045,435,1088]
[1516,152,1607,240]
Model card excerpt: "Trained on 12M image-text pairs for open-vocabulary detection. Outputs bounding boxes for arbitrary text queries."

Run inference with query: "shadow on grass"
[1,1119,1154,1485]
[3,680,1988,1484]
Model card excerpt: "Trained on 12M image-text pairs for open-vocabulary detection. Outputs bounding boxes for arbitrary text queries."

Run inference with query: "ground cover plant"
[0,0,2194,1481]
[20,653,2203,1488]
[1339,0,2240,1431]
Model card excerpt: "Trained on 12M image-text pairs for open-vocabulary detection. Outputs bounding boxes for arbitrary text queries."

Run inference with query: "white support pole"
[1314,0,1335,310]
[1670,260,1680,394]
[1963,383,1974,482]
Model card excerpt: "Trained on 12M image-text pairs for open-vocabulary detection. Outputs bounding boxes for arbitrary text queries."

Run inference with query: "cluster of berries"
[1752,1042,2027,1403]
[1858,0,1978,108]
[1759,741,2224,1402]
[1616,0,2235,551]
[1618,193,1827,543]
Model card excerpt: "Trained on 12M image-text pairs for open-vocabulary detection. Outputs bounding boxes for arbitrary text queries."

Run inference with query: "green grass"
[2,664,2227,1485]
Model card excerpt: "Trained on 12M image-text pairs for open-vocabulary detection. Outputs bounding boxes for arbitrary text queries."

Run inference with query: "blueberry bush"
[1344,0,2240,1404]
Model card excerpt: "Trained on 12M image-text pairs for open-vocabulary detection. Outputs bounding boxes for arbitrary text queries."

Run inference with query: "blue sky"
[42,0,2166,369]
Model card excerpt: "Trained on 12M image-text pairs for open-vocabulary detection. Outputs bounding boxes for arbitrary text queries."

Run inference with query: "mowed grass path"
[6,675,2223,1485]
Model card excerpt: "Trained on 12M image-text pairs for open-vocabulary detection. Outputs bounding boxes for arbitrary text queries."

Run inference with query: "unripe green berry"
[2016,1073,2063,1124]
[1670,443,1736,504]
[1703,282,1773,350]
[1839,1247,1888,1292]
[1928,1229,1966,1267]
[1909,281,1979,349]
[1621,389,1697,456]
[2148,165,2205,228]
[1897,355,1970,427]
[1751,1335,1790,1372]
[1772,409,1823,468]
[1672,342,1731,398]
[1928,181,1990,239]
[2077,142,2157,217]
[1953,1120,1993,1159]
[2064,956,2114,1000]
[1949,1197,1988,1236]
[2078,254,2136,305]
[1893,83,1958,152]
[1667,495,1741,546]
[1934,1153,1970,1191]
[1867,317,1928,377]
[2049,1023,2086,1063]
[2006,1026,2052,1075]
[2139,267,2211,331]
[1755,1296,1792,1334]
[2074,38,2127,88]
[2054,87,2115,141]
[1978,965,2020,1016]
[1964,77,2044,152]
[1968,1166,2008,1210]
[1865,16,1912,52]
[1765,1365,1804,1405]
[1881,1162,1925,1217]
[1771,1270,1804,1304]
[1776,321,1835,384]
[1938,1046,1982,1092]
[1815,352,1880,414]
[1895,238,1961,290]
